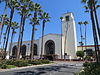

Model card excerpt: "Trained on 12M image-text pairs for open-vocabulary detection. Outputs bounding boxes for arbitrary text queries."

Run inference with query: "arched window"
[12,46,17,57]
[20,45,26,58]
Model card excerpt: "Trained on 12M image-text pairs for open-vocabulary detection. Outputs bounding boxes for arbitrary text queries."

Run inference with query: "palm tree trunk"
[4,8,14,59]
[19,16,26,58]
[0,3,7,44]
[93,0,100,41]
[94,4,100,62]
[9,29,14,58]
[20,16,26,50]
[93,0,100,61]
[30,25,35,60]
[0,23,4,43]
[30,11,37,60]
[3,25,9,49]
[85,25,87,50]
[40,20,45,59]
[17,15,23,59]
[80,24,83,51]
[90,3,99,62]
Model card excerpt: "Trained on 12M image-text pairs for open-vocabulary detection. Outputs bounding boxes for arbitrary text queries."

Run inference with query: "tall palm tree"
[0,14,9,44]
[0,0,9,44]
[3,33,6,49]
[78,22,84,51]
[0,15,9,59]
[4,0,19,59]
[39,12,50,59]
[83,21,88,50]
[2,19,10,51]
[92,0,100,41]
[81,0,100,62]
[83,0,100,40]
[9,22,19,58]
[30,3,42,60]
[90,4,99,62]
[16,0,32,59]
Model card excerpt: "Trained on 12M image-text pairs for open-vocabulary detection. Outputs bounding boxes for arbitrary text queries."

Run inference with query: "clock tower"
[61,12,77,59]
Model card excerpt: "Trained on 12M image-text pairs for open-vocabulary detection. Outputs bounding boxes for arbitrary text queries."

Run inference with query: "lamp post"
[60,17,63,59]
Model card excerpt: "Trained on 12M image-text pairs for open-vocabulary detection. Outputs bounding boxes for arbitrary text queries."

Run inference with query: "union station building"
[9,13,77,60]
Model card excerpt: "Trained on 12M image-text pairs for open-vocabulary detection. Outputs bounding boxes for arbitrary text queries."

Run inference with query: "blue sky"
[0,0,100,48]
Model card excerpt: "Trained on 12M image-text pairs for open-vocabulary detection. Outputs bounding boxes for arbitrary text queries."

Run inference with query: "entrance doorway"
[45,40,55,60]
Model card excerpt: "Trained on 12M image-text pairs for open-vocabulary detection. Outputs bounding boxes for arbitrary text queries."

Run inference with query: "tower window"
[65,16,69,21]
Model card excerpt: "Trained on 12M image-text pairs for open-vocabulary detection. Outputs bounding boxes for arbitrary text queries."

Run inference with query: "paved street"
[0,61,83,75]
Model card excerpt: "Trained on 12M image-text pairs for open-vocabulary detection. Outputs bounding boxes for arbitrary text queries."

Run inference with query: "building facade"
[77,45,100,56]
[10,12,77,60]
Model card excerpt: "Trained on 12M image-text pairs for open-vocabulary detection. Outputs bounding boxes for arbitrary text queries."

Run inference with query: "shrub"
[28,59,41,65]
[28,59,50,65]
[1,64,7,69]
[28,60,34,64]
[76,51,84,58]
[83,62,90,67]
[0,62,2,68]
[7,65,16,69]
[39,59,50,64]
[0,60,5,64]
[76,62,100,75]
[0,59,50,69]
[13,60,28,67]
[31,60,42,65]
[84,56,91,61]
[4,60,14,65]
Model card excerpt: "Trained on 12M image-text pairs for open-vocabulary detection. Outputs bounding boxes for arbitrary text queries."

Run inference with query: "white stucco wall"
[11,40,39,57]
[38,34,61,58]
[61,12,77,59]
[10,34,62,59]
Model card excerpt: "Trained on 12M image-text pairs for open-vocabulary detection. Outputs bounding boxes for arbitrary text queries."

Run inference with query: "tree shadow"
[14,71,46,75]
[14,64,78,75]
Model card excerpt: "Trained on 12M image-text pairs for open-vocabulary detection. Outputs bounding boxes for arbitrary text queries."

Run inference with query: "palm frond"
[81,0,87,3]
[78,22,83,25]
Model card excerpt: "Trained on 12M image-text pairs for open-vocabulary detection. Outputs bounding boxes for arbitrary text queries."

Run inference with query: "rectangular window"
[65,16,69,21]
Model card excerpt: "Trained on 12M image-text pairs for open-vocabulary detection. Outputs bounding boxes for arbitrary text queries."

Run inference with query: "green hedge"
[0,59,50,69]
[28,59,50,65]
[13,60,29,67]
[0,64,8,69]
[4,59,15,65]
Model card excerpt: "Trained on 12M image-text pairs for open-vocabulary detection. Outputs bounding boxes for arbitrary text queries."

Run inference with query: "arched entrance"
[12,46,17,58]
[20,45,26,59]
[45,40,55,54]
[45,40,55,60]
[34,44,37,55]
